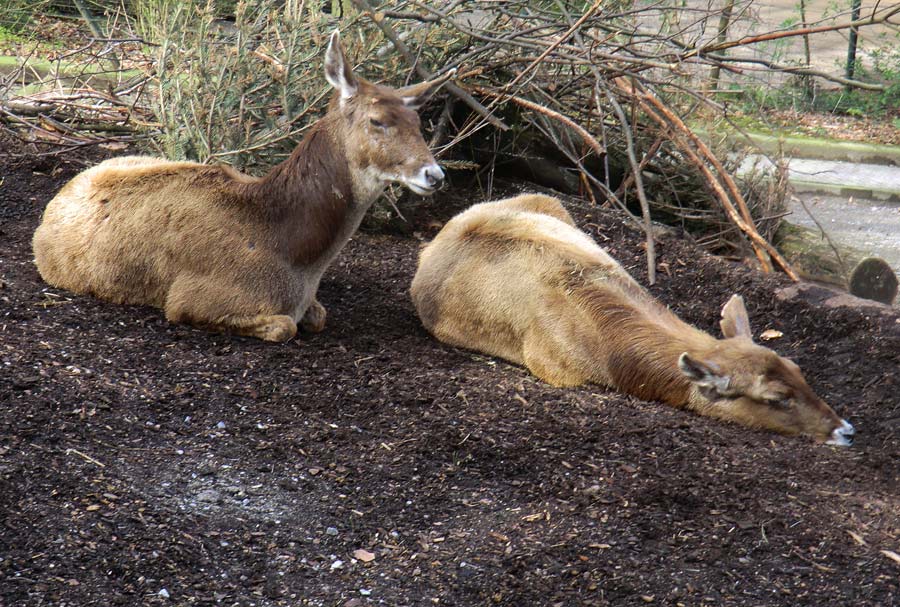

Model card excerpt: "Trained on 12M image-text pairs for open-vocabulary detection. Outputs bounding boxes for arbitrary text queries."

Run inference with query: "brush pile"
[3,0,897,277]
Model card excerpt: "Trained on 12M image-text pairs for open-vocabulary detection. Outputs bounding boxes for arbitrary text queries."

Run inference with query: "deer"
[32,31,454,342]
[410,194,855,446]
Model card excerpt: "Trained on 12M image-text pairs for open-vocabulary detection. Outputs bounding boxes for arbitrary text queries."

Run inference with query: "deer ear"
[398,68,457,109]
[720,294,753,340]
[678,353,731,395]
[324,30,358,100]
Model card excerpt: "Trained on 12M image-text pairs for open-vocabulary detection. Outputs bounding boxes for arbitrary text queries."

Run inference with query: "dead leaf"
[759,329,784,341]
[352,549,375,563]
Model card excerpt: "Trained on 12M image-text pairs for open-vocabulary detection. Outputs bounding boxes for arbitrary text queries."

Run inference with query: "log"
[775,222,898,305]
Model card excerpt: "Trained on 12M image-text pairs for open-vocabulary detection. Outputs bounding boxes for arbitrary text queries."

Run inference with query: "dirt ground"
[1,141,898,607]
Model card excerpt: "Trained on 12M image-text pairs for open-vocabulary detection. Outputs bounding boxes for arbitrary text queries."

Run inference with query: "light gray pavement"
[738,145,900,305]
[770,155,900,306]
[785,193,900,273]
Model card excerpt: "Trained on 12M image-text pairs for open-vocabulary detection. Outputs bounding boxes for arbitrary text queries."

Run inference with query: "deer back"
[412,194,854,445]
[412,194,651,373]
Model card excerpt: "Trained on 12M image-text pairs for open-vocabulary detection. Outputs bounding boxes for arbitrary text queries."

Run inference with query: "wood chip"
[352,549,375,563]
[759,329,784,340]
[847,530,867,546]
[881,550,900,565]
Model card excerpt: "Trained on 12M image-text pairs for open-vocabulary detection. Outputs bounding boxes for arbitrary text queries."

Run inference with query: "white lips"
[407,181,436,195]
[825,419,855,447]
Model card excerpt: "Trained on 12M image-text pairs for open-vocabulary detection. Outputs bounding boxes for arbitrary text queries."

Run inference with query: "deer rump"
[410,194,854,445]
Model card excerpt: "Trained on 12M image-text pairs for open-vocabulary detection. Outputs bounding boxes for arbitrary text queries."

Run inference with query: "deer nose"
[423,164,445,189]
[826,419,855,447]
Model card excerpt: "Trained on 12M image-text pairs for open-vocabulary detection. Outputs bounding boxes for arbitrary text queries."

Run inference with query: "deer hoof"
[260,315,298,342]
[301,301,327,333]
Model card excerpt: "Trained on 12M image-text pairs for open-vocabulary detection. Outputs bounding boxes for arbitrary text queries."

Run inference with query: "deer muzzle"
[407,163,445,195]
[825,419,855,447]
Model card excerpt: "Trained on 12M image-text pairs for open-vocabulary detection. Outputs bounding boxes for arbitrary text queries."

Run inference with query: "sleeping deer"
[411,194,855,446]
[33,31,454,342]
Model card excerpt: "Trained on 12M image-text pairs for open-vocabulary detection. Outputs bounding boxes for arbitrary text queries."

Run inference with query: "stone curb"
[731,132,900,201]
[745,132,900,167]
[788,178,900,203]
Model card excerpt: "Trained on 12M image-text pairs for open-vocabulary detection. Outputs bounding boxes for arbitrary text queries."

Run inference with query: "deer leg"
[225,314,298,342]
[300,299,327,333]
[164,275,298,342]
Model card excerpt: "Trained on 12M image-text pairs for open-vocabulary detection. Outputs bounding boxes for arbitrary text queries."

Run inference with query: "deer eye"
[765,396,792,409]
[370,118,387,130]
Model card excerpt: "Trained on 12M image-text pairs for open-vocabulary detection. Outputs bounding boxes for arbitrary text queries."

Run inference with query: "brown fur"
[33,32,453,342]
[411,194,853,444]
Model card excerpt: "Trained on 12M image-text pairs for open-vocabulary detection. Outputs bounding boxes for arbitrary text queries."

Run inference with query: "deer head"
[323,31,455,197]
[678,295,854,446]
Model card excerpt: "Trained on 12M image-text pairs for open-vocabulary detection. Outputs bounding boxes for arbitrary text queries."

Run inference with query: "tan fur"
[33,32,453,342]
[411,194,851,443]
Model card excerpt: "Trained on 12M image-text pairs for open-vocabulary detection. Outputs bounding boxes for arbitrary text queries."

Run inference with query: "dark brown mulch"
[1,142,898,607]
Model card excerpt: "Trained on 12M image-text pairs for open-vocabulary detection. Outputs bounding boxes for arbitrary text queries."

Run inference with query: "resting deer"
[411,194,855,445]
[33,31,454,342]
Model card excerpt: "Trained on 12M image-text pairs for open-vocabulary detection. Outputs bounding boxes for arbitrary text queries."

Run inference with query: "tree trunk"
[706,0,735,93]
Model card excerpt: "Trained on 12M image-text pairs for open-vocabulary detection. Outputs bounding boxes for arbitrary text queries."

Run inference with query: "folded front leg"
[164,274,298,342]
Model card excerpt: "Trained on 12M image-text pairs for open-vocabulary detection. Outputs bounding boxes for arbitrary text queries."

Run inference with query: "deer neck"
[252,116,387,268]
[574,275,718,406]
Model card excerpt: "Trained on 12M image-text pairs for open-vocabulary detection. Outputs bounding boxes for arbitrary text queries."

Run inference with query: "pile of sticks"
[5,0,898,278]
[351,0,897,281]
[0,39,154,153]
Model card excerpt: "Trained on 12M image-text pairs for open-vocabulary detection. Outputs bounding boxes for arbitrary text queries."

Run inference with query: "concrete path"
[775,156,900,306]
[739,144,900,305]
[742,152,900,201]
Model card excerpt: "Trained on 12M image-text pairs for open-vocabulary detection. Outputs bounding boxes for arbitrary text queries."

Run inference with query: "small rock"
[641,595,654,603]
[330,559,344,571]
[158,588,170,599]
[197,489,220,503]
[216,421,226,429]
[359,588,372,596]
[326,526,339,536]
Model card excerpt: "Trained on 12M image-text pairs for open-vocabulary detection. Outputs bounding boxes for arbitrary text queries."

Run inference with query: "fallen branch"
[470,85,605,158]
